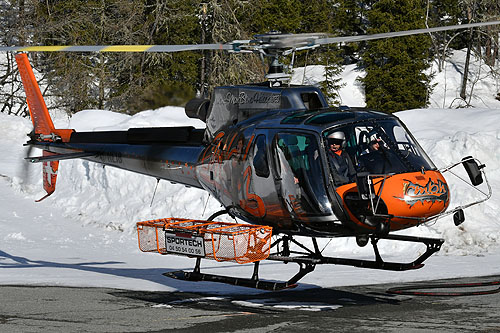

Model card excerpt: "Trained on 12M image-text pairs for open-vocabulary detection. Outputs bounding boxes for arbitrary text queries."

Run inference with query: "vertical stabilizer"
[17,53,70,201]
[15,53,73,142]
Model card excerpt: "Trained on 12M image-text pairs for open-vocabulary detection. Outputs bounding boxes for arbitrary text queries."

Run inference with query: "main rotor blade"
[316,20,500,45]
[1,20,499,53]
[0,43,234,53]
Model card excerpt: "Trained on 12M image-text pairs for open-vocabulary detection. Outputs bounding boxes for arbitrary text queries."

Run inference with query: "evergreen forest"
[1,0,499,116]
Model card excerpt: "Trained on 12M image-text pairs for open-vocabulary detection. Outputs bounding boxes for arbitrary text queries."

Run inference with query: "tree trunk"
[486,25,492,67]
[199,3,208,97]
[19,0,25,44]
[494,33,499,67]
[460,29,472,101]
[460,6,474,101]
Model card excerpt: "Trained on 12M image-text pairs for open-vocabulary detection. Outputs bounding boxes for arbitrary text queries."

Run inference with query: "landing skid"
[163,234,444,291]
[164,258,314,291]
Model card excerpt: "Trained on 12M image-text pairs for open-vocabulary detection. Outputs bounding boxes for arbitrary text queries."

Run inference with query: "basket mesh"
[136,218,272,264]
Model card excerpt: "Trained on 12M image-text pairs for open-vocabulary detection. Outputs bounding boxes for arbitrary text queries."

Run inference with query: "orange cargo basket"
[136,218,272,264]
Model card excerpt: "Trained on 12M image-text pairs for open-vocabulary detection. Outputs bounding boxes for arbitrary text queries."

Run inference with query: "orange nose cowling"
[378,171,450,230]
[339,171,450,232]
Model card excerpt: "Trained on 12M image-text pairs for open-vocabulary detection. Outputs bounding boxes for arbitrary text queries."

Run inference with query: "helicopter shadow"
[110,283,402,314]
[0,249,203,291]
[0,249,402,309]
[0,249,314,294]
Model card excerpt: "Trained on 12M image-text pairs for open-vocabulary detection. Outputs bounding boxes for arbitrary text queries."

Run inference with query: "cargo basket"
[137,218,272,264]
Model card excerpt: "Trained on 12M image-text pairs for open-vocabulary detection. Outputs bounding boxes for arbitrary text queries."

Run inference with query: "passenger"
[326,131,356,185]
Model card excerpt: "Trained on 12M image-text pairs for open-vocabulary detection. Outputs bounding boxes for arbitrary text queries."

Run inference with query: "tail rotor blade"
[20,142,35,185]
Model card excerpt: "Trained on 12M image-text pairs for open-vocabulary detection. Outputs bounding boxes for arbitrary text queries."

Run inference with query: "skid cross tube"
[268,234,444,271]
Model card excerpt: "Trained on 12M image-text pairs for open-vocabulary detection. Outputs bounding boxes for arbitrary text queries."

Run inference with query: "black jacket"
[328,150,356,185]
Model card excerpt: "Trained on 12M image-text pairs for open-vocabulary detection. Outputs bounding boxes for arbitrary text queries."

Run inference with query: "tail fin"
[15,53,73,142]
[16,53,71,201]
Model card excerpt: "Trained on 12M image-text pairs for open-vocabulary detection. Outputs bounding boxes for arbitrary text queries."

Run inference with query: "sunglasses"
[328,138,344,146]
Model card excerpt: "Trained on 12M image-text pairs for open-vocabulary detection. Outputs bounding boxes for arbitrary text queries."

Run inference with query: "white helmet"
[328,131,345,141]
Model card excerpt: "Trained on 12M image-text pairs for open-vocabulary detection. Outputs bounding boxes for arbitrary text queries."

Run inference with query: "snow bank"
[398,108,500,255]
[67,106,205,132]
[291,64,366,107]
[429,50,500,109]
[7,107,218,237]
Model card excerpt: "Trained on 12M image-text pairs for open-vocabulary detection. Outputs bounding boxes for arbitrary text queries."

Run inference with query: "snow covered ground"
[1,52,500,295]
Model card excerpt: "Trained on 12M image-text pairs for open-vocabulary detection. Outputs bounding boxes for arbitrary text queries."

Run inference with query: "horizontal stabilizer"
[26,151,96,163]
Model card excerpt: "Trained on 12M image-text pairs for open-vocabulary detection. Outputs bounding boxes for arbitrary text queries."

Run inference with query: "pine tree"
[128,0,202,111]
[0,0,31,116]
[360,0,432,113]
[31,0,151,113]
[245,0,345,105]
[425,0,464,72]
[300,0,344,105]
[331,0,368,64]
[200,0,264,97]
[245,0,303,34]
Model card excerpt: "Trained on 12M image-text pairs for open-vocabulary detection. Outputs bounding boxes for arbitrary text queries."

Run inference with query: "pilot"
[327,131,356,185]
[361,133,385,155]
[369,138,381,151]
[370,133,389,151]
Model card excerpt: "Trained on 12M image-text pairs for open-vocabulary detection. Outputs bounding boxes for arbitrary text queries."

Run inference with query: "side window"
[253,135,269,178]
[301,93,323,110]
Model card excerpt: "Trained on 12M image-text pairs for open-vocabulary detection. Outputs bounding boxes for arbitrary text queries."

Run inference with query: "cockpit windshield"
[324,119,435,184]
[271,119,435,217]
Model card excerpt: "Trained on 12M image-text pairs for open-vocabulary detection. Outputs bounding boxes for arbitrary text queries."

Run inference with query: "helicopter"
[8,20,495,290]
